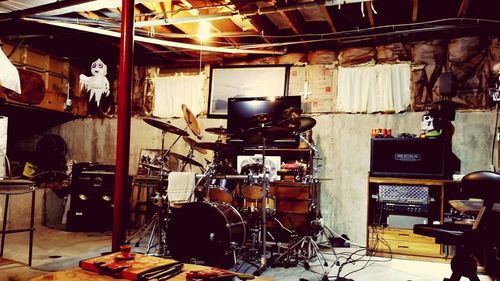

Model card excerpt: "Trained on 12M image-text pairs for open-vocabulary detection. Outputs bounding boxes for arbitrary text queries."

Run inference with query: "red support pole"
[113,0,134,252]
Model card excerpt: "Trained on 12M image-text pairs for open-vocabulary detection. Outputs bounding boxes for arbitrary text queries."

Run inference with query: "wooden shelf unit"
[366,176,462,259]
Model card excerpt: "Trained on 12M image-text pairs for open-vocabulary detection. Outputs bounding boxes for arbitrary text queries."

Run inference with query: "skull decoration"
[421,114,435,132]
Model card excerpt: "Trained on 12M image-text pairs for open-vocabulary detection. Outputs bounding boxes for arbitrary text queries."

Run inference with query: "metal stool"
[0,179,36,266]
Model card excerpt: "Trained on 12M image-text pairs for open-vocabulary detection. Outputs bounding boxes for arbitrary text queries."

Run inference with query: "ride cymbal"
[167,152,203,168]
[278,116,316,133]
[182,104,202,139]
[143,118,188,136]
[183,136,207,154]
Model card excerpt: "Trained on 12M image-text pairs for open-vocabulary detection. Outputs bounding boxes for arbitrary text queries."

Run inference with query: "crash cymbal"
[194,142,238,151]
[182,104,202,139]
[205,126,232,136]
[240,125,290,141]
[168,152,203,168]
[183,136,207,154]
[144,118,189,136]
[278,116,316,133]
[282,107,303,118]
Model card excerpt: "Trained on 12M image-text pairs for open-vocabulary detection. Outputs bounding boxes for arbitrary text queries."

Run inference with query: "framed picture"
[137,149,167,176]
[207,65,290,118]
[237,154,281,181]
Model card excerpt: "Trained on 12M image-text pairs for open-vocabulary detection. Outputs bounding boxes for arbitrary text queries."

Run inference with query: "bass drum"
[167,202,246,267]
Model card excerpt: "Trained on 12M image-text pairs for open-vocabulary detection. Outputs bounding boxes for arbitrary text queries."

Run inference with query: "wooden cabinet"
[367,176,462,259]
[267,181,320,242]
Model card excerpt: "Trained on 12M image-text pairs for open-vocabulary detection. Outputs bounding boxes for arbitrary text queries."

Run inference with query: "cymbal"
[194,142,238,151]
[282,107,303,118]
[249,113,273,126]
[183,136,207,154]
[205,127,232,136]
[182,104,202,139]
[168,152,203,168]
[143,118,188,136]
[240,126,290,141]
[278,116,316,133]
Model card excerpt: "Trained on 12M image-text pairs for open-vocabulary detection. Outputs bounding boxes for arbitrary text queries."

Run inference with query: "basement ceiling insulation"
[0,0,499,67]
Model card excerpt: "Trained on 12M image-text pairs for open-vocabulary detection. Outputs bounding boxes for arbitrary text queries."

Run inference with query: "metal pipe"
[0,0,96,21]
[112,0,134,253]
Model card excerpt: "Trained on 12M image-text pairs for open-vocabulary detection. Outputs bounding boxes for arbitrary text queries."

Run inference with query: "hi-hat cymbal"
[144,118,188,136]
[183,136,207,154]
[168,152,203,168]
[194,142,238,151]
[182,104,202,139]
[278,116,316,133]
[240,125,290,141]
[205,127,232,136]
[249,113,273,126]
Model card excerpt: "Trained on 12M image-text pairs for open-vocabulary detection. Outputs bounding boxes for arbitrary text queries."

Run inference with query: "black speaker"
[439,72,456,97]
[370,138,452,179]
[67,163,115,232]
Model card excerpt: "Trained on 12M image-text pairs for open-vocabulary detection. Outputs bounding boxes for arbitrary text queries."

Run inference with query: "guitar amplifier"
[370,138,452,179]
[67,162,115,232]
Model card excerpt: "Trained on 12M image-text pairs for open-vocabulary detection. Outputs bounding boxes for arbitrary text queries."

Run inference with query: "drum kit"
[129,104,322,274]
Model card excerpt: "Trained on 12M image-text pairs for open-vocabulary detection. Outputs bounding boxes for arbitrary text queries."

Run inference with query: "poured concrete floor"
[0,226,494,281]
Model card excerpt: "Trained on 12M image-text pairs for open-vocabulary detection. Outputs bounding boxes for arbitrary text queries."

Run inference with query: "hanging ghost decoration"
[79,58,110,107]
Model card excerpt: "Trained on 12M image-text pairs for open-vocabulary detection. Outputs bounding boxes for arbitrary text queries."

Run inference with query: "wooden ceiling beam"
[319,4,342,47]
[246,15,273,44]
[278,10,309,48]
[411,0,419,22]
[457,0,470,17]
[364,1,378,45]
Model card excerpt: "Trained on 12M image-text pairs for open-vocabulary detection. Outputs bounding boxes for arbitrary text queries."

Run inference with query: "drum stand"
[127,131,173,257]
[253,135,271,276]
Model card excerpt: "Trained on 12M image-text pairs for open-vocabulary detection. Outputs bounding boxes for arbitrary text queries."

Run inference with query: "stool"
[0,179,36,266]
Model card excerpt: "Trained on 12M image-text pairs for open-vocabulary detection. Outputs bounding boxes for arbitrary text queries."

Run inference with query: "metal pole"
[112,0,134,252]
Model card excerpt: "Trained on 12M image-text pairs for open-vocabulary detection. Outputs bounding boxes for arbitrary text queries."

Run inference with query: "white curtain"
[337,64,411,113]
[152,74,204,118]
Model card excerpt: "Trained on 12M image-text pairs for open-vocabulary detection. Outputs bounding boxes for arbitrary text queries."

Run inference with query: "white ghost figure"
[79,58,110,107]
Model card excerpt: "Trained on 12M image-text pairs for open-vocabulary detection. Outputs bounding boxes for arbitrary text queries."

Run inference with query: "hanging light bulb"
[197,20,211,42]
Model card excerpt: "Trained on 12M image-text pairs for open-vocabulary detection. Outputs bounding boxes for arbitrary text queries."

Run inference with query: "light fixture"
[197,20,211,42]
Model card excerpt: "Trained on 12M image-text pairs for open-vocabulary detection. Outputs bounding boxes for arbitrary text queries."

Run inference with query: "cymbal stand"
[253,132,270,276]
[140,130,171,257]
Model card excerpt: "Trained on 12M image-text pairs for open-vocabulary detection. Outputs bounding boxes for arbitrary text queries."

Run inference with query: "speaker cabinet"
[67,163,115,232]
[370,138,452,179]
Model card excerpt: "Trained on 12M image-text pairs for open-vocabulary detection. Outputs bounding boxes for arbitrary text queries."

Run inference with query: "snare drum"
[240,163,264,200]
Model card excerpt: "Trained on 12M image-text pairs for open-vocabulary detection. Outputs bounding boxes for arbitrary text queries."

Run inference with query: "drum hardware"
[137,118,191,257]
[238,124,291,276]
[269,219,338,280]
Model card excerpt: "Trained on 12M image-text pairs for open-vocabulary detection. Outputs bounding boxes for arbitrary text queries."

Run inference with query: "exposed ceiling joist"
[0,0,95,21]
[411,0,419,22]
[457,0,470,17]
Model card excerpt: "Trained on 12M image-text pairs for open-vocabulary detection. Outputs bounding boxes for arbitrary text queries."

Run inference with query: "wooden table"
[30,264,275,281]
